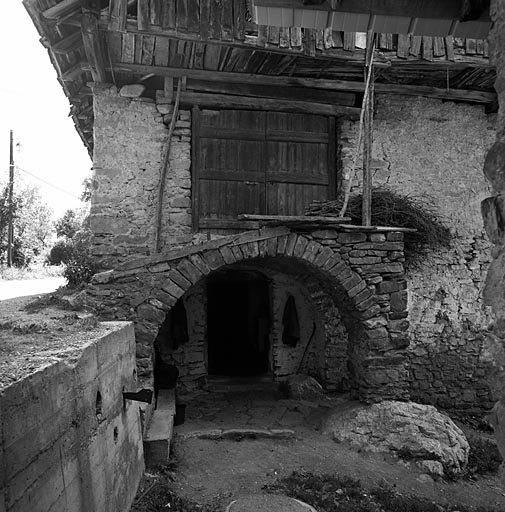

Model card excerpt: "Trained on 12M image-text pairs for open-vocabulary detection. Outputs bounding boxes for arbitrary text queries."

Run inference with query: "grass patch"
[466,434,503,477]
[264,471,501,512]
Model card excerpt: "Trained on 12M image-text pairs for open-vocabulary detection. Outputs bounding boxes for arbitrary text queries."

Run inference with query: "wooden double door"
[192,108,337,231]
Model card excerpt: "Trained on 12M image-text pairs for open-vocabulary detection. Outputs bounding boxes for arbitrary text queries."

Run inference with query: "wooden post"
[7,130,14,267]
[82,1,107,82]
[362,31,375,227]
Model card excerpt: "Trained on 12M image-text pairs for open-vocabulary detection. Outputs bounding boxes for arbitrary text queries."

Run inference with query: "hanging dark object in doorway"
[282,295,300,348]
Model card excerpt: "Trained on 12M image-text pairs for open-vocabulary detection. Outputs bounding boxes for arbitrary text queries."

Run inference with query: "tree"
[0,182,53,266]
[55,209,82,239]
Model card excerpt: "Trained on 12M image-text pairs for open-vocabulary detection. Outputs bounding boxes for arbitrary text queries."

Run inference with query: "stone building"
[25,0,497,414]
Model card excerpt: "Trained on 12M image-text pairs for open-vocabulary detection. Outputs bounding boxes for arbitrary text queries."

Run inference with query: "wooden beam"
[186,79,356,106]
[51,30,83,54]
[104,62,497,104]
[42,0,82,20]
[177,91,361,117]
[81,12,107,82]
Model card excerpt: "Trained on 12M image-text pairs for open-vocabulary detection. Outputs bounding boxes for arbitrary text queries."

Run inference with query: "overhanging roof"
[23,0,496,155]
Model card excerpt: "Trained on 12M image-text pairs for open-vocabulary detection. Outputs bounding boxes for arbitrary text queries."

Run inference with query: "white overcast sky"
[0,1,92,219]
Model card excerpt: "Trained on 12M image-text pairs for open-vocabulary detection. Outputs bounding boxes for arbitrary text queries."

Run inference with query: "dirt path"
[0,277,65,301]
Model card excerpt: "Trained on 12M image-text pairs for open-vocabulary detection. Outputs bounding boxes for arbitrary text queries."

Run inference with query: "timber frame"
[23,0,496,155]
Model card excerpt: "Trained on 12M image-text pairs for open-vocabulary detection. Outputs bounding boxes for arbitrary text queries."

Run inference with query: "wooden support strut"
[155,78,183,253]
[81,5,107,83]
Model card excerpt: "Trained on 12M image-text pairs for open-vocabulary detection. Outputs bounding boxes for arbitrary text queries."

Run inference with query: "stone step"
[143,389,176,469]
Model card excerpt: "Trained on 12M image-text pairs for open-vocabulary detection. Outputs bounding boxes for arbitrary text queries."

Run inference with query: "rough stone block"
[368,233,386,242]
[313,247,334,268]
[219,246,236,265]
[386,232,404,241]
[377,279,407,294]
[284,233,298,256]
[203,249,225,270]
[293,236,310,258]
[177,259,203,284]
[391,290,408,312]
[137,303,166,323]
[337,232,367,243]
[389,319,410,332]
[161,279,185,299]
[189,253,211,275]
[266,237,278,256]
[167,269,192,290]
[341,272,362,292]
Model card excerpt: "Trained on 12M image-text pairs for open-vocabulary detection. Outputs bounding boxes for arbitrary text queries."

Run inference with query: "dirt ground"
[159,390,505,511]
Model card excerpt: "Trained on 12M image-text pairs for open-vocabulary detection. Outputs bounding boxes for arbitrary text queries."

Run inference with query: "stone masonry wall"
[340,95,496,413]
[0,323,143,512]
[91,85,193,269]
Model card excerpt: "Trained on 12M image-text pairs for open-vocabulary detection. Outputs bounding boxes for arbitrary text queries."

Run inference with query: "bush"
[47,240,74,265]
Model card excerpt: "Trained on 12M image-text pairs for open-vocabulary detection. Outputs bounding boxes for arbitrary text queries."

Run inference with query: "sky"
[0,1,92,219]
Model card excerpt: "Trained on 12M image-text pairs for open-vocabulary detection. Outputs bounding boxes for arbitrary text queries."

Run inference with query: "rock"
[225,494,317,512]
[322,400,469,475]
[119,84,146,98]
[483,139,505,193]
[281,374,325,401]
[416,460,444,479]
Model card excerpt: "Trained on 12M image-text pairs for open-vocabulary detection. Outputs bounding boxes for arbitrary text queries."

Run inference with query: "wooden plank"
[187,0,200,32]
[154,36,170,66]
[290,27,302,47]
[150,0,162,26]
[234,0,246,40]
[279,28,291,48]
[177,0,188,30]
[323,28,334,50]
[209,0,222,39]
[142,35,156,65]
[135,34,143,63]
[257,25,268,47]
[192,106,201,231]
[303,29,316,57]
[198,218,260,230]
[42,0,81,20]
[422,36,433,60]
[445,36,455,61]
[343,32,355,51]
[466,38,477,55]
[268,26,280,45]
[200,170,264,181]
[221,0,234,41]
[121,32,135,63]
[266,172,329,185]
[315,30,325,51]
[238,214,350,224]
[396,34,410,59]
[433,36,445,57]
[109,0,127,31]
[410,35,422,56]
[332,31,343,48]
[161,0,176,29]
[107,31,122,62]
[476,39,485,55]
[200,0,210,39]
[164,77,174,101]
[138,0,150,30]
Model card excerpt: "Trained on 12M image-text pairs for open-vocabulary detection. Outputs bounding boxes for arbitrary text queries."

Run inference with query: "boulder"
[322,400,469,475]
[281,374,325,401]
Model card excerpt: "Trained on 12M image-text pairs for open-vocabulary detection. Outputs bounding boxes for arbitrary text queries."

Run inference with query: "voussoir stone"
[322,400,469,475]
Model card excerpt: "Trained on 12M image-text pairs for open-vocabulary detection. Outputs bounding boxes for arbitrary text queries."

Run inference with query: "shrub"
[47,240,74,265]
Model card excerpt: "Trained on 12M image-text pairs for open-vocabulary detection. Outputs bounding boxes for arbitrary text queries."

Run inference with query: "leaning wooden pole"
[362,31,375,226]
[155,77,182,253]
[339,32,375,218]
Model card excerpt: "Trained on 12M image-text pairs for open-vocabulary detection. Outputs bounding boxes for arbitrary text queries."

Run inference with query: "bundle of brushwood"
[306,187,452,266]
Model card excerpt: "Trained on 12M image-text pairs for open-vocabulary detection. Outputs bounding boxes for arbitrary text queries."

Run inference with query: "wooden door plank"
[209,0,222,39]
[138,0,150,30]
[422,36,433,60]
[234,0,245,40]
[161,0,176,29]
[187,0,200,32]
[221,0,234,41]
[327,116,336,199]
[177,0,188,29]
[397,34,410,58]
[150,0,162,26]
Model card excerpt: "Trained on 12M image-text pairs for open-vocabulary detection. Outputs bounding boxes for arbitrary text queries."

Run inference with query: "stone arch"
[89,227,410,403]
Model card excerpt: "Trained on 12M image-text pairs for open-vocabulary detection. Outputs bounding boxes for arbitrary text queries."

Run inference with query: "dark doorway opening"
[207,271,270,377]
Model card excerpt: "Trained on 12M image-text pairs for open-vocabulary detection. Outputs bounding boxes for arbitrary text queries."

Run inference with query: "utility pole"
[7,129,14,267]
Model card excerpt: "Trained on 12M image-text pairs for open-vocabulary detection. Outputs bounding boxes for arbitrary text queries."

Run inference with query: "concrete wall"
[0,323,144,512]
[339,96,497,413]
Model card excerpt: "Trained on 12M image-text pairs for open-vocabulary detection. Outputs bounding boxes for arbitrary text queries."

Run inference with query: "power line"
[14,165,81,199]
